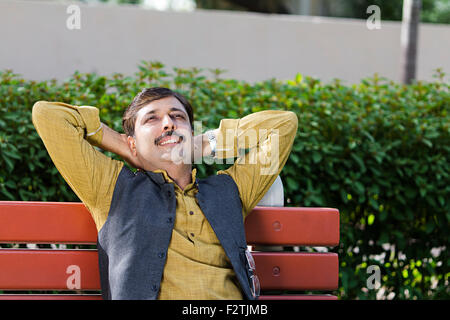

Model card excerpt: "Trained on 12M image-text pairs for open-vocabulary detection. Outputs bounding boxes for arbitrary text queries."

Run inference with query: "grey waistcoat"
[97,166,255,300]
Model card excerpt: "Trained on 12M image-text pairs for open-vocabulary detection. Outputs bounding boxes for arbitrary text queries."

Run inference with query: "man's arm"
[214,110,298,218]
[32,101,123,230]
[99,122,145,169]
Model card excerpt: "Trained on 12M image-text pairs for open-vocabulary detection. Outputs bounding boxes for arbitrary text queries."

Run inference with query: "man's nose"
[161,114,175,131]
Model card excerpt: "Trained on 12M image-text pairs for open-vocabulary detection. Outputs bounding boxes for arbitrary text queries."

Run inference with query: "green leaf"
[286,177,299,190]
[350,153,366,172]
[425,220,435,234]
[0,187,15,200]
[369,197,379,210]
[2,149,22,160]
[353,181,365,195]
[5,180,17,189]
[312,151,322,163]
[421,139,433,148]
[419,188,427,197]
[437,195,445,207]
[1,154,15,173]
[374,153,384,164]
[330,183,340,191]
[340,189,348,204]
[308,194,325,206]
[379,209,388,222]
[404,187,418,199]
[378,231,389,244]
[290,153,300,164]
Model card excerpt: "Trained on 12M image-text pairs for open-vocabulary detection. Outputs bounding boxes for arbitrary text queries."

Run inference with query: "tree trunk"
[400,0,422,85]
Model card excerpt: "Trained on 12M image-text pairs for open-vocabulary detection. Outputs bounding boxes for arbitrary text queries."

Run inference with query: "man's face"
[128,96,193,169]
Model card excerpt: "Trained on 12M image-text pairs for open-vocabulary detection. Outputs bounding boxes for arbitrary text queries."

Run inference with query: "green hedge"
[0,62,448,299]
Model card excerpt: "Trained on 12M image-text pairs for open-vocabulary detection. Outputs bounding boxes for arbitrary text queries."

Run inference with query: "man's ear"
[127,135,137,157]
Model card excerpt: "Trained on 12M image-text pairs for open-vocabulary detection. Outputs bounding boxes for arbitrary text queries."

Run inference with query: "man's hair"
[122,87,194,136]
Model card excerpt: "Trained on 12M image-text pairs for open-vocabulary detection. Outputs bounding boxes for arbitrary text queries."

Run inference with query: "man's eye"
[174,114,185,119]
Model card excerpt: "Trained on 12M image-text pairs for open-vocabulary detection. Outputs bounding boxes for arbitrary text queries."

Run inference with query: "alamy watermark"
[366,264,381,290]
[160,121,281,176]
[366,5,381,30]
[66,4,81,30]
[66,264,81,289]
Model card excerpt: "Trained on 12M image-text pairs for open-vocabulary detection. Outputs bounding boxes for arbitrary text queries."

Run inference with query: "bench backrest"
[0,201,339,300]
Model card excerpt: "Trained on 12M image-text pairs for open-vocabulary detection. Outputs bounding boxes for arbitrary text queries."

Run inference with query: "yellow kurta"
[32,101,298,299]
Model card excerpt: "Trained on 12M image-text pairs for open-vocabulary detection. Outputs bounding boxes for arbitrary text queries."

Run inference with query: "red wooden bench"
[0,201,339,300]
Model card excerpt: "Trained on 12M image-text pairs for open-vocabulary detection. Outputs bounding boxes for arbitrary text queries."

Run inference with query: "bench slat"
[253,252,338,290]
[0,202,339,247]
[0,201,97,244]
[245,207,339,246]
[0,250,337,291]
[0,249,100,290]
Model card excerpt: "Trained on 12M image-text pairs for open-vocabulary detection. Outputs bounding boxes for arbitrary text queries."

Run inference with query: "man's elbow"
[32,101,48,127]
[283,111,298,134]
[32,101,65,125]
[286,111,298,125]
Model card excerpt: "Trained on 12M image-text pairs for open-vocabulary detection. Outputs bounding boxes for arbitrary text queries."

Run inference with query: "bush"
[0,62,448,299]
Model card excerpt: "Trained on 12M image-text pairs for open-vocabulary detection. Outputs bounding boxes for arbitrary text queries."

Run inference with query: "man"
[32,87,298,300]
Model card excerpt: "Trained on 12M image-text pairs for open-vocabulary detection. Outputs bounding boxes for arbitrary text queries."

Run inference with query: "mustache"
[154,130,185,145]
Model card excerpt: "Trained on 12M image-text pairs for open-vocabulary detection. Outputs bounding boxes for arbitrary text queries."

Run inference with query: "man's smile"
[155,132,184,147]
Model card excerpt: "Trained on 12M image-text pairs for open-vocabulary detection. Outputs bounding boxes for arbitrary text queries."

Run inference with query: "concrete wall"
[1,0,449,84]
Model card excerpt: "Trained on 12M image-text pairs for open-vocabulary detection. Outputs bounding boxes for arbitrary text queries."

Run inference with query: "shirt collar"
[151,168,198,193]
